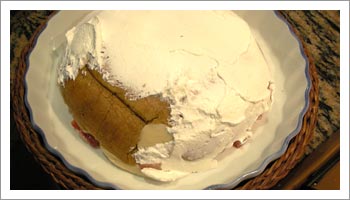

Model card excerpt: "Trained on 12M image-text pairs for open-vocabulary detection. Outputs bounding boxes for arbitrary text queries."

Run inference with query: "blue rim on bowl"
[23,11,311,190]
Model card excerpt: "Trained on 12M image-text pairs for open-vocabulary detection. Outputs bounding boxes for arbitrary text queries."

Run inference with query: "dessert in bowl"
[56,10,273,182]
[25,10,310,189]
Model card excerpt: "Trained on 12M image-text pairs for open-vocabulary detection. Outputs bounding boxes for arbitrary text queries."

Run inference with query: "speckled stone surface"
[10,11,340,188]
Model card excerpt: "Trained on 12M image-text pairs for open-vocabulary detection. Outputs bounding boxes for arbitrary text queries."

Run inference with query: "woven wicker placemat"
[11,11,319,190]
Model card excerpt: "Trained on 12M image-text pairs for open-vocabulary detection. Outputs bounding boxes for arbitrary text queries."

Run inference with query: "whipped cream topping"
[55,11,273,182]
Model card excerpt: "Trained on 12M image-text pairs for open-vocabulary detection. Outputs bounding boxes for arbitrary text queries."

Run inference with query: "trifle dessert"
[54,10,273,182]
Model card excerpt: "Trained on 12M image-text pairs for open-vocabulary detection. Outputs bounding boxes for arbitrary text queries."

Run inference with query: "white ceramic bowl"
[24,10,311,189]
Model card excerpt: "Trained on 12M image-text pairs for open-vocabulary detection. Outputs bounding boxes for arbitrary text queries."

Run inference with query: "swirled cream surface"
[56,10,273,182]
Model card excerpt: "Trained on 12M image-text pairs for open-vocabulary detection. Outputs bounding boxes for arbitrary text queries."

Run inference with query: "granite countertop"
[10,11,340,189]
